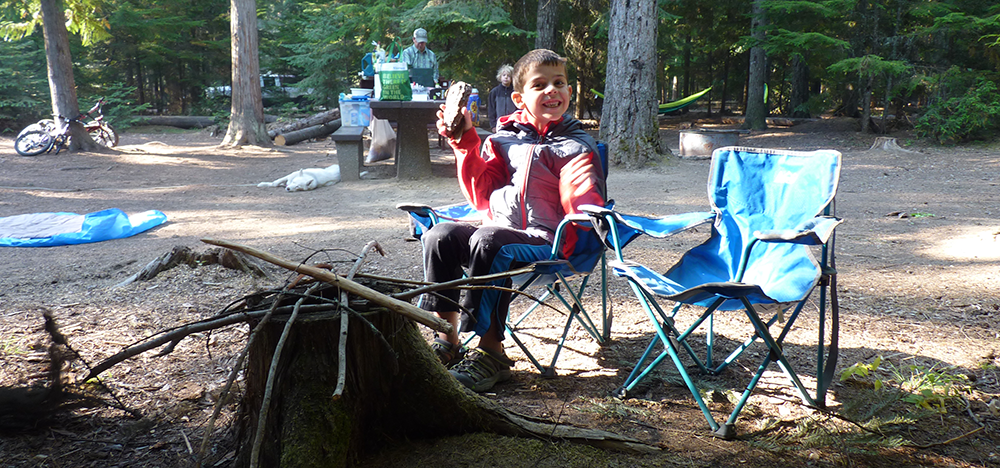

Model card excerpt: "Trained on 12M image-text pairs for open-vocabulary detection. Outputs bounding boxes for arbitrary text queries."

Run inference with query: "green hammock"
[591,86,712,114]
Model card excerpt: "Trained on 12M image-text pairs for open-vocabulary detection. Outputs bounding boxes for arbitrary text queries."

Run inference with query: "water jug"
[467,88,480,126]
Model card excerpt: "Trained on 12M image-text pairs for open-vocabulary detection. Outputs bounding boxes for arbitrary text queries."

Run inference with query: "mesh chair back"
[665,147,841,309]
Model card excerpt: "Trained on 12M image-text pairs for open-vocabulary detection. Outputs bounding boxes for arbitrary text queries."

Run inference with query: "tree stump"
[869,136,916,152]
[232,280,654,468]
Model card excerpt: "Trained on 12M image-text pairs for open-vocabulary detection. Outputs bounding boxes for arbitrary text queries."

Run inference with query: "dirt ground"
[1,116,999,467]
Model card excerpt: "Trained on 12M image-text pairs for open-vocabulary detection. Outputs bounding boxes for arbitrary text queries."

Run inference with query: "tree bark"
[273,120,341,146]
[743,0,768,131]
[38,0,100,152]
[789,54,811,118]
[860,75,874,133]
[222,0,270,147]
[720,54,731,114]
[600,0,662,169]
[535,0,558,50]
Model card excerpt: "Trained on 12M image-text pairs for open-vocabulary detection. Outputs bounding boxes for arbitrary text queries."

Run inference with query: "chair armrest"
[621,211,715,238]
[580,204,714,238]
[396,203,434,216]
[580,205,715,254]
[755,216,843,245]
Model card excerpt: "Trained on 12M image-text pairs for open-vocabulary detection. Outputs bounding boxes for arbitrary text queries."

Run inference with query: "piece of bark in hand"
[443,82,473,137]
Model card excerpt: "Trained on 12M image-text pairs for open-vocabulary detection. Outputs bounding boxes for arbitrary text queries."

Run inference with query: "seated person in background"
[487,64,516,132]
[422,49,606,392]
[400,28,439,87]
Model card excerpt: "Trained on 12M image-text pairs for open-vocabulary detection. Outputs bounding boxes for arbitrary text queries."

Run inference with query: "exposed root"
[114,245,269,287]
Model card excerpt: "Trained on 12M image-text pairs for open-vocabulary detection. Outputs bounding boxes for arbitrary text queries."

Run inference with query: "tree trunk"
[860,75,874,133]
[720,54,730,114]
[789,54,811,118]
[743,0,768,131]
[535,0,558,51]
[600,0,661,169]
[38,0,100,152]
[222,0,270,147]
[273,120,341,146]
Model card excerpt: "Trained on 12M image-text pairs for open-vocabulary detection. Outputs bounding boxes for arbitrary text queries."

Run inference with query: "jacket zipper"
[519,143,536,229]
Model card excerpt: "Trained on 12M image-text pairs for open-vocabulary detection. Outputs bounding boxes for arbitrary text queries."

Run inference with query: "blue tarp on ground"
[0,208,167,247]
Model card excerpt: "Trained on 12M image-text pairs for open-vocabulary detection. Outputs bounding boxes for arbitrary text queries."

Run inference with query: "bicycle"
[14,98,119,156]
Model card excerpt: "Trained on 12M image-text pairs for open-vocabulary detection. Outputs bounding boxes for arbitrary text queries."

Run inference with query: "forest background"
[1,0,1000,148]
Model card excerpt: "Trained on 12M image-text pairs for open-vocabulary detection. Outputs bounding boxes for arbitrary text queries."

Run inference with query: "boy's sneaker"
[449,347,514,392]
[430,338,467,368]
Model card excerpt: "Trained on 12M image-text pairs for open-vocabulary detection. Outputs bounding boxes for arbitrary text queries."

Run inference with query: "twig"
[250,282,321,468]
[202,238,452,334]
[86,308,279,381]
[391,265,538,301]
[334,241,381,398]
[195,289,286,468]
[180,428,193,454]
[902,425,983,449]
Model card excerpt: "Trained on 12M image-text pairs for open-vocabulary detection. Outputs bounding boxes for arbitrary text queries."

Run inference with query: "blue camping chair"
[581,146,842,439]
[397,142,611,377]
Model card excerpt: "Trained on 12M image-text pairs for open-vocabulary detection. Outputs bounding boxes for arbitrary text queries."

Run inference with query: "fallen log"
[134,115,216,129]
[274,120,342,146]
[720,116,815,127]
[268,108,341,139]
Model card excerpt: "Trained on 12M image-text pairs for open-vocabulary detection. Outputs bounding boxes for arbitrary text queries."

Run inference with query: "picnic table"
[369,99,443,179]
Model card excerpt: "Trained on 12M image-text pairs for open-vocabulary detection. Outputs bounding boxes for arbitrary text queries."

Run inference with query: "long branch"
[201,238,452,334]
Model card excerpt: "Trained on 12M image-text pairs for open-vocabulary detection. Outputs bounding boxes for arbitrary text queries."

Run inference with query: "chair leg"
[740,298,817,407]
[619,281,721,433]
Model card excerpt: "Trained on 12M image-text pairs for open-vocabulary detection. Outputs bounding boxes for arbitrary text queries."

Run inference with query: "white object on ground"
[258,164,341,191]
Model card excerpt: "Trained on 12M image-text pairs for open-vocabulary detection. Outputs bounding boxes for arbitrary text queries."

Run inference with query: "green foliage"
[0,37,48,132]
[827,55,912,80]
[840,356,971,414]
[0,0,111,45]
[1,337,25,355]
[915,69,1000,144]
[271,0,529,109]
[891,364,971,412]
[841,355,886,391]
[85,82,151,130]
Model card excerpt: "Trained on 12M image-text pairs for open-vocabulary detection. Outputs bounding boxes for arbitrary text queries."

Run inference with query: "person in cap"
[400,28,439,87]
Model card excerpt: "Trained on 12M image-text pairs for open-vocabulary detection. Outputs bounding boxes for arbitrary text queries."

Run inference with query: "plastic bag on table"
[366,116,396,163]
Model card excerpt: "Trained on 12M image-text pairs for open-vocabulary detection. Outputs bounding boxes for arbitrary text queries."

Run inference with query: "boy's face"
[512,63,572,129]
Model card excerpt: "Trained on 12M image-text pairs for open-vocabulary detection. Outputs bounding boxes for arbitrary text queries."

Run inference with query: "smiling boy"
[421,49,606,392]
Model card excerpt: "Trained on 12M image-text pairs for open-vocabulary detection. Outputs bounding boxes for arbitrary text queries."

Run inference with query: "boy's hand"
[436,105,473,142]
[440,81,473,138]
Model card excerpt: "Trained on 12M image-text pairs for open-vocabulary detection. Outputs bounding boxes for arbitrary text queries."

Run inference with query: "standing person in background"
[400,28,439,87]
[487,64,516,132]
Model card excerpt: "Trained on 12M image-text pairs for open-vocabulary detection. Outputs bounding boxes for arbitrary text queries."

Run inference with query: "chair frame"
[582,146,841,439]
[397,142,612,377]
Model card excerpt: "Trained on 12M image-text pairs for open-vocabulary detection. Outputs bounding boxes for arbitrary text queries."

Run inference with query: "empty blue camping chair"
[397,142,611,377]
[581,146,842,439]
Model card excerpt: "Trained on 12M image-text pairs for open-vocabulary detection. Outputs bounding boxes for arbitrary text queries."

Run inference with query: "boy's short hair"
[512,49,567,92]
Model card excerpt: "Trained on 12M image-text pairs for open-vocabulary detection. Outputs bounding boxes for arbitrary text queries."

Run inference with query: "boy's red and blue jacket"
[450,109,606,258]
